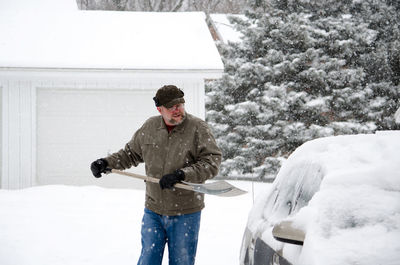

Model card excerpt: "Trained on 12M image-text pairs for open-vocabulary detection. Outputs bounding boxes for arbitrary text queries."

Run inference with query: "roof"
[0,0,223,71]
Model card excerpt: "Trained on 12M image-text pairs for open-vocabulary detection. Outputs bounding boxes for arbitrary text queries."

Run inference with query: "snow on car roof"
[248,131,400,265]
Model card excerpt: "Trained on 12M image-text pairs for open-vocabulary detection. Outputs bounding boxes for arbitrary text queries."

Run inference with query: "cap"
[153,85,185,108]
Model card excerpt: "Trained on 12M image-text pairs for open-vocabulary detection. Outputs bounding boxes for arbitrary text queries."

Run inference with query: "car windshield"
[263,161,324,224]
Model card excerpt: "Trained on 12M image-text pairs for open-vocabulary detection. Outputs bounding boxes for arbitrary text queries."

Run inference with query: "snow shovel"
[108,169,247,197]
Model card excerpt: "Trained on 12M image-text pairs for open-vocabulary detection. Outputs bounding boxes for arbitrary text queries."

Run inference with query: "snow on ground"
[0,180,270,265]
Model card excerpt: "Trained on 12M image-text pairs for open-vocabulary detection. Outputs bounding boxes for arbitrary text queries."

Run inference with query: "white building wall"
[0,69,221,189]
[1,79,36,189]
[0,84,2,187]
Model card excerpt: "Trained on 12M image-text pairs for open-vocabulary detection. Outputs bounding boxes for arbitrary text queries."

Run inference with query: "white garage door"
[37,88,159,188]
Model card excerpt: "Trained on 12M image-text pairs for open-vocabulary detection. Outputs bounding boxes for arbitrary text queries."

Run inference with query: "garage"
[0,0,223,189]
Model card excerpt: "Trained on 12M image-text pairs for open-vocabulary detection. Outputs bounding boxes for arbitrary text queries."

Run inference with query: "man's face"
[157,103,186,126]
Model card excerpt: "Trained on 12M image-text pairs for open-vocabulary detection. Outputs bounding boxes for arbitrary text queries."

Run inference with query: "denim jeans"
[137,208,201,265]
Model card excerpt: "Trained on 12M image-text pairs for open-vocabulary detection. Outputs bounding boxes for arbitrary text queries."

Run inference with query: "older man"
[90,85,222,265]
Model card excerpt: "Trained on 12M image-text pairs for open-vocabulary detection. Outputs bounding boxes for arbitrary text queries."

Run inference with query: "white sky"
[210,14,244,43]
[0,0,224,70]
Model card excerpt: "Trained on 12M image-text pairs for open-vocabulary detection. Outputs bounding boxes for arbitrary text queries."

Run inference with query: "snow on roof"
[2,0,78,12]
[210,14,244,43]
[0,0,223,70]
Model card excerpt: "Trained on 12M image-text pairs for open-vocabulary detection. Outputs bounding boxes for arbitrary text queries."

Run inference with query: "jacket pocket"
[142,140,162,162]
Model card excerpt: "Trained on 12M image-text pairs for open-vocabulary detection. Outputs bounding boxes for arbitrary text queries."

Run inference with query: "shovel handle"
[110,169,194,192]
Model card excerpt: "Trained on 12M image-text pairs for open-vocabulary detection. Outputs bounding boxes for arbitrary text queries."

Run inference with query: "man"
[90,85,222,265]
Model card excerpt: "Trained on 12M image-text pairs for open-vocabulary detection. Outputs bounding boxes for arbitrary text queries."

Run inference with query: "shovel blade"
[182,180,247,197]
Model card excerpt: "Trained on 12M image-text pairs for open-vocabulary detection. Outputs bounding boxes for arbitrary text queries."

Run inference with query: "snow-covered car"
[240,131,400,265]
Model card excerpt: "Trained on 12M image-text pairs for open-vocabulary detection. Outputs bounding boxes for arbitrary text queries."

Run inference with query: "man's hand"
[90,158,108,178]
[159,169,185,189]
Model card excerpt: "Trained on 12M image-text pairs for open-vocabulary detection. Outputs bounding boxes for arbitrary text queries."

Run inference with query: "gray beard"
[168,112,186,125]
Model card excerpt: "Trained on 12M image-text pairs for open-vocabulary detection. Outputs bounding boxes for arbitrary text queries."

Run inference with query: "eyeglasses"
[165,103,184,112]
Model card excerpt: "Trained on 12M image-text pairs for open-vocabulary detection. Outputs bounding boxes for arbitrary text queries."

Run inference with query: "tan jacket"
[105,113,222,215]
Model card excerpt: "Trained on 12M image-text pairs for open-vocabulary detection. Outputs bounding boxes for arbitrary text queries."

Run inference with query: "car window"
[263,162,324,223]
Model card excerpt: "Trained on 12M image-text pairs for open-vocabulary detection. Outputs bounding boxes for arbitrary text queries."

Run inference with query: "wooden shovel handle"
[110,169,194,192]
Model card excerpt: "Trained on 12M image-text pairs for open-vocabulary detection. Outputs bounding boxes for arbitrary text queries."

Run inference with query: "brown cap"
[153,85,185,108]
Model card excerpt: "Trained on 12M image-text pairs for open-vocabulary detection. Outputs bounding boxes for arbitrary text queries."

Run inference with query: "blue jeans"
[137,208,201,265]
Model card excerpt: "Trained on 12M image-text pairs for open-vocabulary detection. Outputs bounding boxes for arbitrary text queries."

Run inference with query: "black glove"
[90,158,108,178]
[159,169,185,190]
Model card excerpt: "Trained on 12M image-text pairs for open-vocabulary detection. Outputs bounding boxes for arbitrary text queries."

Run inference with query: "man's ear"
[157,107,162,114]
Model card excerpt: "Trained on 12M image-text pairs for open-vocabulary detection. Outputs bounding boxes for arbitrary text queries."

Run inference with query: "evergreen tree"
[206,0,400,181]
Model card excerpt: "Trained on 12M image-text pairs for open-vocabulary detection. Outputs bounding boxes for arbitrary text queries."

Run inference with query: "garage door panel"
[38,90,152,115]
[38,116,141,144]
[37,88,157,188]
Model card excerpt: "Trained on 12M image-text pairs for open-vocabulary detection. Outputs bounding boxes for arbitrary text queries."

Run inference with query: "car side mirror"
[272,220,305,246]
